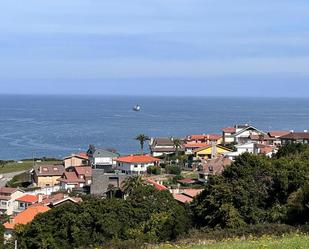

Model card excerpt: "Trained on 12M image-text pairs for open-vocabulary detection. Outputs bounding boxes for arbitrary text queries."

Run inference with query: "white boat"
[133,104,141,111]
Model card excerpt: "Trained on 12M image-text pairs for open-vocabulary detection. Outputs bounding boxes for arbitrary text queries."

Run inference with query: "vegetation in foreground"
[159,234,309,249]
[5,143,309,248]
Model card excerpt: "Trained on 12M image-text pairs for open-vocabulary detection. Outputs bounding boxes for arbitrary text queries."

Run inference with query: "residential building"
[0,187,25,215]
[172,189,203,204]
[184,143,210,155]
[90,149,120,171]
[224,142,256,160]
[222,124,267,145]
[4,204,50,240]
[149,137,178,157]
[115,155,160,175]
[233,125,267,145]
[31,164,65,188]
[280,131,309,145]
[186,134,222,145]
[63,152,89,168]
[41,193,82,208]
[222,127,236,145]
[193,144,232,160]
[91,170,129,197]
[58,166,92,191]
[198,157,232,182]
[268,131,290,146]
[14,194,39,214]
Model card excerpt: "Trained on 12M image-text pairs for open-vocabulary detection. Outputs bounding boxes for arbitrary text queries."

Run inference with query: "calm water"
[0,95,309,160]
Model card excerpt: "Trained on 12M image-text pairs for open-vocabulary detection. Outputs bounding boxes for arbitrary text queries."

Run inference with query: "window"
[43,167,48,172]
[53,167,59,171]
[1,201,7,206]
[134,164,138,168]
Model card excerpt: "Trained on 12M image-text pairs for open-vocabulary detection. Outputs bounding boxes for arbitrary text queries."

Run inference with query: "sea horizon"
[1,95,309,160]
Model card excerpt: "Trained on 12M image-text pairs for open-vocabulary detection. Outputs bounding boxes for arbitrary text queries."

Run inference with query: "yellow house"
[194,145,232,160]
[32,165,65,188]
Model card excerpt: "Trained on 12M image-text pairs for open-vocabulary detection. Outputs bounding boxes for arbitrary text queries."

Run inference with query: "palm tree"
[172,138,182,158]
[123,175,145,195]
[135,134,150,154]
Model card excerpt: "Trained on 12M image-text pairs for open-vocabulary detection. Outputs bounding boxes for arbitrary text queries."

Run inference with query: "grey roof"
[34,165,65,176]
[152,137,174,146]
[93,149,120,158]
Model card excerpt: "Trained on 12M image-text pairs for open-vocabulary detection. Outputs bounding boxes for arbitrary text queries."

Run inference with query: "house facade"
[90,149,119,171]
[0,187,25,215]
[280,131,309,145]
[32,165,65,188]
[59,166,92,191]
[115,155,160,175]
[14,194,39,215]
[90,170,129,197]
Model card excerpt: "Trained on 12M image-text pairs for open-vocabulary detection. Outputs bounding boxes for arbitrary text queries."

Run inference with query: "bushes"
[147,166,161,175]
[191,147,309,229]
[16,186,190,249]
[165,165,181,175]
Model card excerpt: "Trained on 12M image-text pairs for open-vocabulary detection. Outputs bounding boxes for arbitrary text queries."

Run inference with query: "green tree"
[172,138,182,158]
[135,134,150,155]
[122,175,145,196]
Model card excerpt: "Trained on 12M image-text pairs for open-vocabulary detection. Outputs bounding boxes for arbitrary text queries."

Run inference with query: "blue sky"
[0,0,309,96]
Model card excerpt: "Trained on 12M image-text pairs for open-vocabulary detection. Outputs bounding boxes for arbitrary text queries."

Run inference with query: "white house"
[224,142,256,160]
[234,125,267,145]
[91,149,120,171]
[115,155,160,175]
[0,187,25,215]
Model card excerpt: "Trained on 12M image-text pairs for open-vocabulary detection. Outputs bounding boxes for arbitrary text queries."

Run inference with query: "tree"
[122,175,145,196]
[172,138,182,158]
[135,134,150,155]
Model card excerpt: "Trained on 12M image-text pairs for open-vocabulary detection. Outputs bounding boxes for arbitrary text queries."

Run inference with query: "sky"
[0,0,309,96]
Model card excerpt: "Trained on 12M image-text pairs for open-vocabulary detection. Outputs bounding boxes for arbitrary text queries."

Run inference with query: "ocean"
[0,95,309,160]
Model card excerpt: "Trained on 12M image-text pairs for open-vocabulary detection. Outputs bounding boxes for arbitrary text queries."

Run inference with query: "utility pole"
[15,239,17,249]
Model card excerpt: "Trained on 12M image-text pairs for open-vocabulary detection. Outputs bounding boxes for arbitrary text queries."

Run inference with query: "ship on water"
[133,104,141,111]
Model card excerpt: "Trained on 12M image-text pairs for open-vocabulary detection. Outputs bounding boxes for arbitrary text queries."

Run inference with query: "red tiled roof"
[177,178,196,184]
[58,172,84,183]
[268,131,291,138]
[74,166,92,177]
[146,179,168,191]
[173,194,193,204]
[184,143,210,148]
[16,195,38,203]
[115,155,160,164]
[182,189,203,198]
[188,134,222,140]
[4,204,50,229]
[222,127,236,133]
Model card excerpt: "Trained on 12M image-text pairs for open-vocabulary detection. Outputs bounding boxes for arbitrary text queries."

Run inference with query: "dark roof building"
[280,132,309,145]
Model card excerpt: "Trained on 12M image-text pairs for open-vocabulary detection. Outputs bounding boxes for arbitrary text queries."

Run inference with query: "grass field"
[0,160,62,174]
[159,234,309,249]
